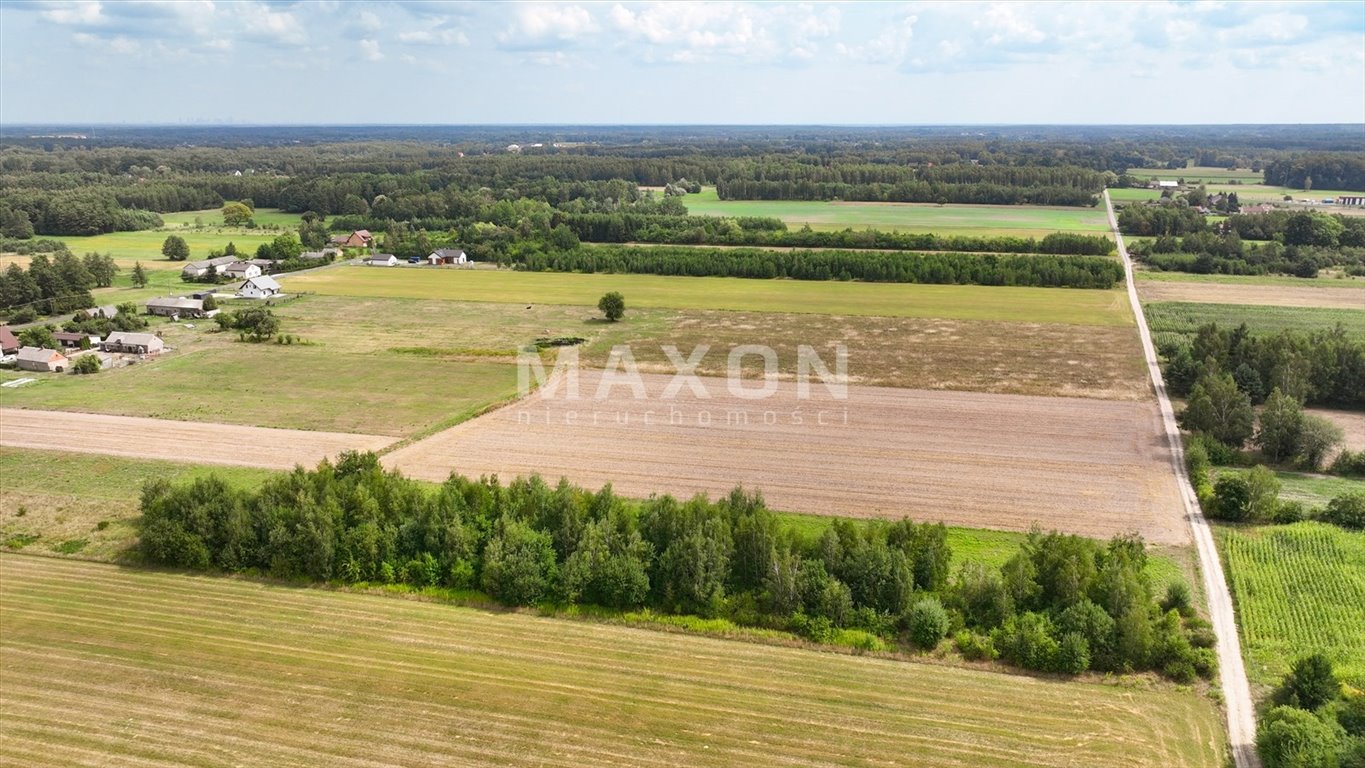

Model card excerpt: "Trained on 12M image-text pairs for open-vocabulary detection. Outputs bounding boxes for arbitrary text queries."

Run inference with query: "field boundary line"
[1105,190,1259,768]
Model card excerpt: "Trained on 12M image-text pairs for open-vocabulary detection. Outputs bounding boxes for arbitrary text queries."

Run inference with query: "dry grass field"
[0,408,394,468]
[1137,280,1365,310]
[0,554,1226,768]
[387,373,1188,544]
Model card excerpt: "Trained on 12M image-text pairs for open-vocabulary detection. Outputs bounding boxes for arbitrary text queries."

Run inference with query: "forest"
[139,451,1218,683]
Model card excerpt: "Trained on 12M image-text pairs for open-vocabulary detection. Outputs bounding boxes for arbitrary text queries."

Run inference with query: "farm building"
[365,254,398,267]
[16,346,68,372]
[52,331,100,350]
[0,326,18,355]
[237,275,283,299]
[146,297,216,319]
[102,332,164,355]
[1339,195,1365,206]
[1155,180,1179,189]
[332,230,374,248]
[223,261,263,280]
[181,255,240,279]
[428,248,469,265]
[82,305,120,320]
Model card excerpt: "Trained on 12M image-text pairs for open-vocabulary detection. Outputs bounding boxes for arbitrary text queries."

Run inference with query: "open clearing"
[680,188,1112,238]
[1137,280,1365,310]
[1146,301,1365,340]
[1217,523,1365,690]
[284,267,1135,326]
[0,554,1225,768]
[0,408,393,468]
[387,373,1189,544]
[0,332,521,437]
[1135,270,1364,288]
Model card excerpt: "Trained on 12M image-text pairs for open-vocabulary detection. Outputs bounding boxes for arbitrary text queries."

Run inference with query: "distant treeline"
[557,212,1115,255]
[1263,153,1365,191]
[138,452,1217,682]
[716,163,1106,206]
[518,245,1125,288]
[1127,209,1365,276]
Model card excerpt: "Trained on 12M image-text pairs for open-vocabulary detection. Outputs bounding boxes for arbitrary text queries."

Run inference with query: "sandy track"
[0,408,395,469]
[1137,280,1365,309]
[386,373,1188,545]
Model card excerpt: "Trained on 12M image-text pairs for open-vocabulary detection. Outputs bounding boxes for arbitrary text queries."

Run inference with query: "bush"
[906,596,950,649]
[71,354,101,375]
[597,291,625,322]
[1330,449,1365,478]
[1160,581,1193,617]
[953,630,997,661]
[480,521,558,605]
[1258,706,1340,768]
[1323,492,1365,531]
[1276,654,1341,711]
[994,611,1061,672]
[1212,474,1253,522]
[1272,500,1308,525]
[1056,632,1091,675]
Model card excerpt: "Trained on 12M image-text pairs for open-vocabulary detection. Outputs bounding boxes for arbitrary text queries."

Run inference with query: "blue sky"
[2,1,1363,125]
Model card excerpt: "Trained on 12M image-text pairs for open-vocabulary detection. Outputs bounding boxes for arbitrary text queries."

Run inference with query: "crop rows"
[0,554,1224,768]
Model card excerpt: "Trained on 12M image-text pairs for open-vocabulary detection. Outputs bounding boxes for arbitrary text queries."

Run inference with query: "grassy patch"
[285,267,1136,326]
[0,342,521,437]
[0,554,1226,768]
[159,208,303,229]
[1145,301,1365,340]
[679,188,1112,238]
[1135,270,1365,288]
[1217,522,1365,689]
[1214,467,1365,508]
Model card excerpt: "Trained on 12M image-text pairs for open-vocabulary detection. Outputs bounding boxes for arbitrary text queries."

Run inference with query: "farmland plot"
[1137,280,1365,311]
[387,373,1189,544]
[0,554,1226,768]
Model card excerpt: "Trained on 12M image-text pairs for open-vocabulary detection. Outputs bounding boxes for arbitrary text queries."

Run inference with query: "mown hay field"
[0,554,1225,768]
[1217,522,1365,689]
[387,373,1190,544]
[283,267,1136,326]
[1136,280,1365,311]
[679,188,1113,237]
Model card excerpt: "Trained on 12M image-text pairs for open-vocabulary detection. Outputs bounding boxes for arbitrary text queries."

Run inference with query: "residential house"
[365,254,398,267]
[16,346,68,372]
[52,331,100,350]
[237,275,283,299]
[146,297,215,319]
[428,248,469,265]
[102,332,165,355]
[223,261,263,280]
[0,326,18,355]
[181,255,240,279]
[82,305,119,320]
[248,258,275,272]
[336,229,373,248]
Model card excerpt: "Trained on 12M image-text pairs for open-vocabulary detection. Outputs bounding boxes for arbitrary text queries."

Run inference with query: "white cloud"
[609,1,838,64]
[399,28,469,46]
[38,1,103,26]
[498,3,595,49]
[359,38,384,61]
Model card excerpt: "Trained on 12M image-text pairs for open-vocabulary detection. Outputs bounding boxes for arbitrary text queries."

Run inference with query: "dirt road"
[386,375,1189,544]
[1106,191,1260,767]
[0,408,395,469]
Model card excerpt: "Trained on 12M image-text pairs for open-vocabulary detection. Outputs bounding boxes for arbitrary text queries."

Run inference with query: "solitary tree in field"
[221,201,253,227]
[131,261,148,288]
[161,235,190,262]
[598,291,625,322]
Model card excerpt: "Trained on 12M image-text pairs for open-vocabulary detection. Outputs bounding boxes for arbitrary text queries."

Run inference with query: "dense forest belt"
[560,213,1115,255]
[518,245,1126,289]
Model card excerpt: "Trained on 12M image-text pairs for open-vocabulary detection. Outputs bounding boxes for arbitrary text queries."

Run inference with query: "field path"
[0,407,395,469]
[1106,190,1259,767]
[386,377,1188,544]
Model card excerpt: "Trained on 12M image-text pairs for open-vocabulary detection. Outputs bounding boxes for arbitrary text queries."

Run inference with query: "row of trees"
[138,454,1213,682]
[0,250,110,316]
[1263,153,1365,191]
[518,245,1126,289]
[1163,323,1365,409]
[0,188,162,236]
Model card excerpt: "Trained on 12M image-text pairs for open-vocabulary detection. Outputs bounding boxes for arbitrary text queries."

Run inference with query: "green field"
[1135,270,1365,288]
[0,554,1225,768]
[680,188,1112,238]
[0,342,519,438]
[1145,301,1365,340]
[160,207,303,229]
[1217,522,1365,689]
[1107,188,1164,202]
[1128,167,1264,184]
[1214,467,1365,508]
[284,267,1136,326]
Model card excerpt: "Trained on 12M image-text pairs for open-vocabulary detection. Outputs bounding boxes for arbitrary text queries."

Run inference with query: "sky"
[1,0,1363,125]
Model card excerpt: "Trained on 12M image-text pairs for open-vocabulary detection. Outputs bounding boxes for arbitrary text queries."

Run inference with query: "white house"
[365,254,398,267]
[102,332,165,355]
[428,248,468,265]
[146,297,215,319]
[237,275,283,299]
[222,261,263,280]
[181,255,240,279]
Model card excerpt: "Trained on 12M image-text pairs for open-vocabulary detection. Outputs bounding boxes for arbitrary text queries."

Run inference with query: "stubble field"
[0,554,1225,768]
[386,372,1189,544]
[1136,280,1365,310]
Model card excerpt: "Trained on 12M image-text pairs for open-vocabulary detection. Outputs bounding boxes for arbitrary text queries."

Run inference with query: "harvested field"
[0,554,1226,768]
[0,408,394,469]
[1307,407,1365,458]
[387,374,1188,544]
[1137,280,1365,310]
